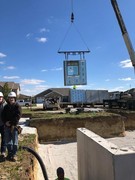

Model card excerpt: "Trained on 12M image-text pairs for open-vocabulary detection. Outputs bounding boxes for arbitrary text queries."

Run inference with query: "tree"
[2,82,11,100]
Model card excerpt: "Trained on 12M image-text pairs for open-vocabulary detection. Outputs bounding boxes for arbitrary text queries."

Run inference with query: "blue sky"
[0,0,135,96]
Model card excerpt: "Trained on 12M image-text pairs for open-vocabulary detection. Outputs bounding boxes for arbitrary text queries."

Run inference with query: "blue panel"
[70,89,86,103]
[64,60,87,86]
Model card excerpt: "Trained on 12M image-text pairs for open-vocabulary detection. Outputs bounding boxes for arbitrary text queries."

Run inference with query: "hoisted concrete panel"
[64,59,87,86]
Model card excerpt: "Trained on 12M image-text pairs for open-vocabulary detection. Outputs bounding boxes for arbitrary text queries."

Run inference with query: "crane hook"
[71,12,74,23]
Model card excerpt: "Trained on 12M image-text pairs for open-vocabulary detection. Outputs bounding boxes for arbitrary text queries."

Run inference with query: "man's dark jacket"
[2,103,22,126]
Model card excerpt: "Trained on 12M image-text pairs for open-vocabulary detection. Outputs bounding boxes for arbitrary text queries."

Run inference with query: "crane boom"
[111,0,135,67]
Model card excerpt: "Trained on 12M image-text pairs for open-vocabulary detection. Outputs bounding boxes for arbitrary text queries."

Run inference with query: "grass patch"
[33,111,114,119]
[22,107,116,120]
[0,134,37,180]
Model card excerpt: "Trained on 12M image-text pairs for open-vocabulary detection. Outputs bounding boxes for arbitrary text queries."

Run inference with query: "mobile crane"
[111,0,135,68]
[103,0,135,110]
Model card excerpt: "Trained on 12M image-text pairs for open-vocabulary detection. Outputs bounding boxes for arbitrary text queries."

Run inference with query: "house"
[19,94,31,101]
[34,88,71,103]
[0,82,20,97]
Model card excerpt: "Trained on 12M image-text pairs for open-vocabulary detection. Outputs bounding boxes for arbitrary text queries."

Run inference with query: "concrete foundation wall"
[77,128,135,180]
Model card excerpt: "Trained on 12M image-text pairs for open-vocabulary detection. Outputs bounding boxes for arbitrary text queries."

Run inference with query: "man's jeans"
[4,126,18,157]
[0,125,6,154]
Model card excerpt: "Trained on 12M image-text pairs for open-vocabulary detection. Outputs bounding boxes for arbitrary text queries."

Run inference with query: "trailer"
[63,89,110,108]
[43,89,109,110]
[85,90,109,104]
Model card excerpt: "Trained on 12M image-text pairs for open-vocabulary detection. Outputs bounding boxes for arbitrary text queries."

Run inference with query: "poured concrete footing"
[77,128,135,180]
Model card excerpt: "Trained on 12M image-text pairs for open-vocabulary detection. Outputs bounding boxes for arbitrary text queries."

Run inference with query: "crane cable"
[58,0,90,52]
[71,0,74,23]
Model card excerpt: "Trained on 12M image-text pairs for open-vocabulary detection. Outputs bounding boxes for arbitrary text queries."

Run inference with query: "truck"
[69,89,109,106]
[103,92,135,109]
[43,98,61,110]
[16,99,32,107]
[43,89,109,110]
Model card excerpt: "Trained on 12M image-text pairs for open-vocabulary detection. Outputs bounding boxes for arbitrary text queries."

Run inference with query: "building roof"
[0,82,20,90]
[34,88,71,97]
[50,88,70,96]
[44,91,63,98]
[19,94,31,99]
[34,89,52,97]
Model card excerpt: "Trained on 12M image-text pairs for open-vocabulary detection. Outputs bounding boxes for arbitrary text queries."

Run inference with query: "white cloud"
[105,79,110,82]
[47,16,54,24]
[20,88,37,96]
[20,85,50,96]
[3,76,20,79]
[26,33,33,39]
[41,69,48,72]
[36,37,47,43]
[40,28,50,33]
[21,79,45,85]
[35,85,50,91]
[51,67,63,71]
[41,67,62,72]
[0,61,5,64]
[0,52,7,58]
[118,77,133,81]
[5,66,16,70]
[109,86,125,92]
[120,59,132,68]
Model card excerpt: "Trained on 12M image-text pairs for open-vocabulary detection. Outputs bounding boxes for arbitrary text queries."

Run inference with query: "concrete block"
[77,128,135,180]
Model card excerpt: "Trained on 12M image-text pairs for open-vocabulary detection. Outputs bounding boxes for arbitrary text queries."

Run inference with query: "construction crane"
[111,0,135,68]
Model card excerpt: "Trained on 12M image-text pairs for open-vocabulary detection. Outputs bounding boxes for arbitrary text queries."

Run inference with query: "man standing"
[55,167,70,180]
[0,92,7,160]
[2,92,22,162]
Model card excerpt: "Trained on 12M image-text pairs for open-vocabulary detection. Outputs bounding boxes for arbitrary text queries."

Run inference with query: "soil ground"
[37,141,77,180]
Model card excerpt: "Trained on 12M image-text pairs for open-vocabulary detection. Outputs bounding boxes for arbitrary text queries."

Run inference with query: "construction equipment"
[43,97,60,110]
[111,0,135,68]
[103,1,135,110]
[103,91,135,109]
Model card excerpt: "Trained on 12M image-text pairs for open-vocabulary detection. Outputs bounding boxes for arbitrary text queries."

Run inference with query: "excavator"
[111,0,135,68]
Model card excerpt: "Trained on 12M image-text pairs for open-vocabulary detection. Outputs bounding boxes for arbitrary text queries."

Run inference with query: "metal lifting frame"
[58,50,90,60]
